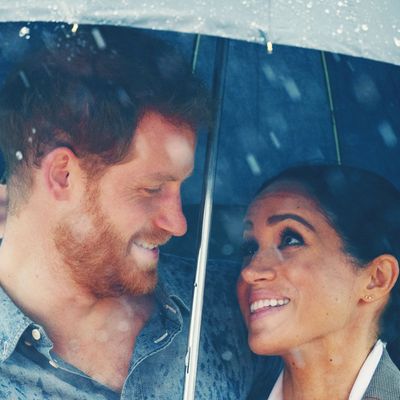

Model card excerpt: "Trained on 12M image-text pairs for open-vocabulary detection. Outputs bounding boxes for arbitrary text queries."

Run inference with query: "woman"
[237,164,400,399]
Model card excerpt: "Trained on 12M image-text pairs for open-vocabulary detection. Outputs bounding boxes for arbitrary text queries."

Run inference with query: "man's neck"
[0,229,155,391]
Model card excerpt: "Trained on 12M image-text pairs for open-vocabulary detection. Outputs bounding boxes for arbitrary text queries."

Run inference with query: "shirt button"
[49,359,58,369]
[31,328,41,341]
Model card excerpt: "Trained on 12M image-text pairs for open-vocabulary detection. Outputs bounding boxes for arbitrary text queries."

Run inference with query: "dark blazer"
[363,348,400,400]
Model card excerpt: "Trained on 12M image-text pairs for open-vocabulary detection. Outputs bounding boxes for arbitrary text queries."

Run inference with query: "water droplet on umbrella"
[19,26,30,39]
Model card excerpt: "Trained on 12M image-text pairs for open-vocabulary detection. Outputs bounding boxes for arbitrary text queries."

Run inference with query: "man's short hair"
[0,24,209,208]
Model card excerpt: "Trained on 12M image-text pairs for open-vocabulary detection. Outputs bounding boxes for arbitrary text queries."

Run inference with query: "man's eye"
[240,239,259,259]
[278,228,304,250]
[143,186,162,194]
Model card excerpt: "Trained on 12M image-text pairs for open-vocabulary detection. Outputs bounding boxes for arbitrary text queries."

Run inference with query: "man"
[0,24,280,399]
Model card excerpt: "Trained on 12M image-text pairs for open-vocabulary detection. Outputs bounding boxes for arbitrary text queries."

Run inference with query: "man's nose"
[154,193,187,237]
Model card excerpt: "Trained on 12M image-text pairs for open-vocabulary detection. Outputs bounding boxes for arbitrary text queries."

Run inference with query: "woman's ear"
[362,254,399,303]
[40,147,79,201]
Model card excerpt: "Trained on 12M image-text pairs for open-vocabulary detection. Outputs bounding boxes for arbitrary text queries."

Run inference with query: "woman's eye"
[240,239,259,259]
[278,228,304,250]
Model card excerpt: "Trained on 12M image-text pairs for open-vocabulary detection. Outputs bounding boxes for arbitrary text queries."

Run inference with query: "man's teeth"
[134,241,158,250]
[250,298,290,313]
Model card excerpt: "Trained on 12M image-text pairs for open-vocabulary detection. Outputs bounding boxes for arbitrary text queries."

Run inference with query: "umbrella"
[0,1,400,398]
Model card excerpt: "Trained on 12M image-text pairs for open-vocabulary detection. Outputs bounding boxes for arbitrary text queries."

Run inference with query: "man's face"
[54,111,196,298]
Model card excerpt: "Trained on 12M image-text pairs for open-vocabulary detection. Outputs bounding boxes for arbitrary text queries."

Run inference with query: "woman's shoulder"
[363,348,400,399]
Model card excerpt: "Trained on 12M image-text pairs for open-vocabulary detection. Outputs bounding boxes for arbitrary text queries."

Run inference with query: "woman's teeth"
[250,298,290,313]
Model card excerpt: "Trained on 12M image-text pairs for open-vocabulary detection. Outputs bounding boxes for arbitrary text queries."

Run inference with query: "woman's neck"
[280,333,377,400]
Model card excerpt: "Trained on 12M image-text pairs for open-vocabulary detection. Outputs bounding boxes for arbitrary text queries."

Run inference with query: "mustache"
[129,229,172,247]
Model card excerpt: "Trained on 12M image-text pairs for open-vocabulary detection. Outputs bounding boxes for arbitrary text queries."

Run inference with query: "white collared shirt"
[267,340,384,400]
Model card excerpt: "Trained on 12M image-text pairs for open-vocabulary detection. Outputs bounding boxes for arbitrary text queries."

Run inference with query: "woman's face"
[237,185,368,356]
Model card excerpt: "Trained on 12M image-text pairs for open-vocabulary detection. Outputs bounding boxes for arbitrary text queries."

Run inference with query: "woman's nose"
[240,263,277,284]
[241,254,279,284]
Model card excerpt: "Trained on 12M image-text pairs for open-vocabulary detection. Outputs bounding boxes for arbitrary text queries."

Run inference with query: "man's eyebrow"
[147,169,194,182]
[267,213,315,232]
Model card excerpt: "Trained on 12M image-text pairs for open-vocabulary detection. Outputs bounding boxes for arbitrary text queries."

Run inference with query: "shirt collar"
[0,252,194,362]
[267,340,385,400]
[0,285,33,362]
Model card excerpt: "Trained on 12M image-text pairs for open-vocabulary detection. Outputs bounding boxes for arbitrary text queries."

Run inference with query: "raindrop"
[28,136,33,143]
[31,127,36,134]
[221,244,234,256]
[19,26,30,38]
[353,74,380,106]
[325,8,330,14]
[282,78,301,101]
[221,350,233,361]
[269,131,281,149]
[394,37,400,47]
[18,71,30,88]
[117,88,132,107]
[361,24,369,32]
[262,65,277,82]
[306,2,313,9]
[378,121,398,148]
[91,28,106,49]
[71,23,79,33]
[15,151,23,161]
[246,154,261,176]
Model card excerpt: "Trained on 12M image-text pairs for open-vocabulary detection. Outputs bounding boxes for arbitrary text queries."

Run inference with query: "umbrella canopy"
[1,0,399,65]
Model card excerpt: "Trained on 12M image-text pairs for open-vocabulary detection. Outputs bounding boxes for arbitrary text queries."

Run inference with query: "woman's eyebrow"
[267,213,315,232]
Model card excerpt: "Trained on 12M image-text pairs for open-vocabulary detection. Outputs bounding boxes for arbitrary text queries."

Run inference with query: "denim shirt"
[0,253,281,399]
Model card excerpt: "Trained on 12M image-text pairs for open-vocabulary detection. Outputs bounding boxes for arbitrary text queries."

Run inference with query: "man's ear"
[40,147,79,201]
[362,254,399,303]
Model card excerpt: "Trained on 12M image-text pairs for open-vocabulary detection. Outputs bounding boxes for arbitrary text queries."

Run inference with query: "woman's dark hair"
[257,164,400,342]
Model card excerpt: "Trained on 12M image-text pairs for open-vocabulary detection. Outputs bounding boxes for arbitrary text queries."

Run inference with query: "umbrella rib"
[321,51,342,165]
[191,34,202,74]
